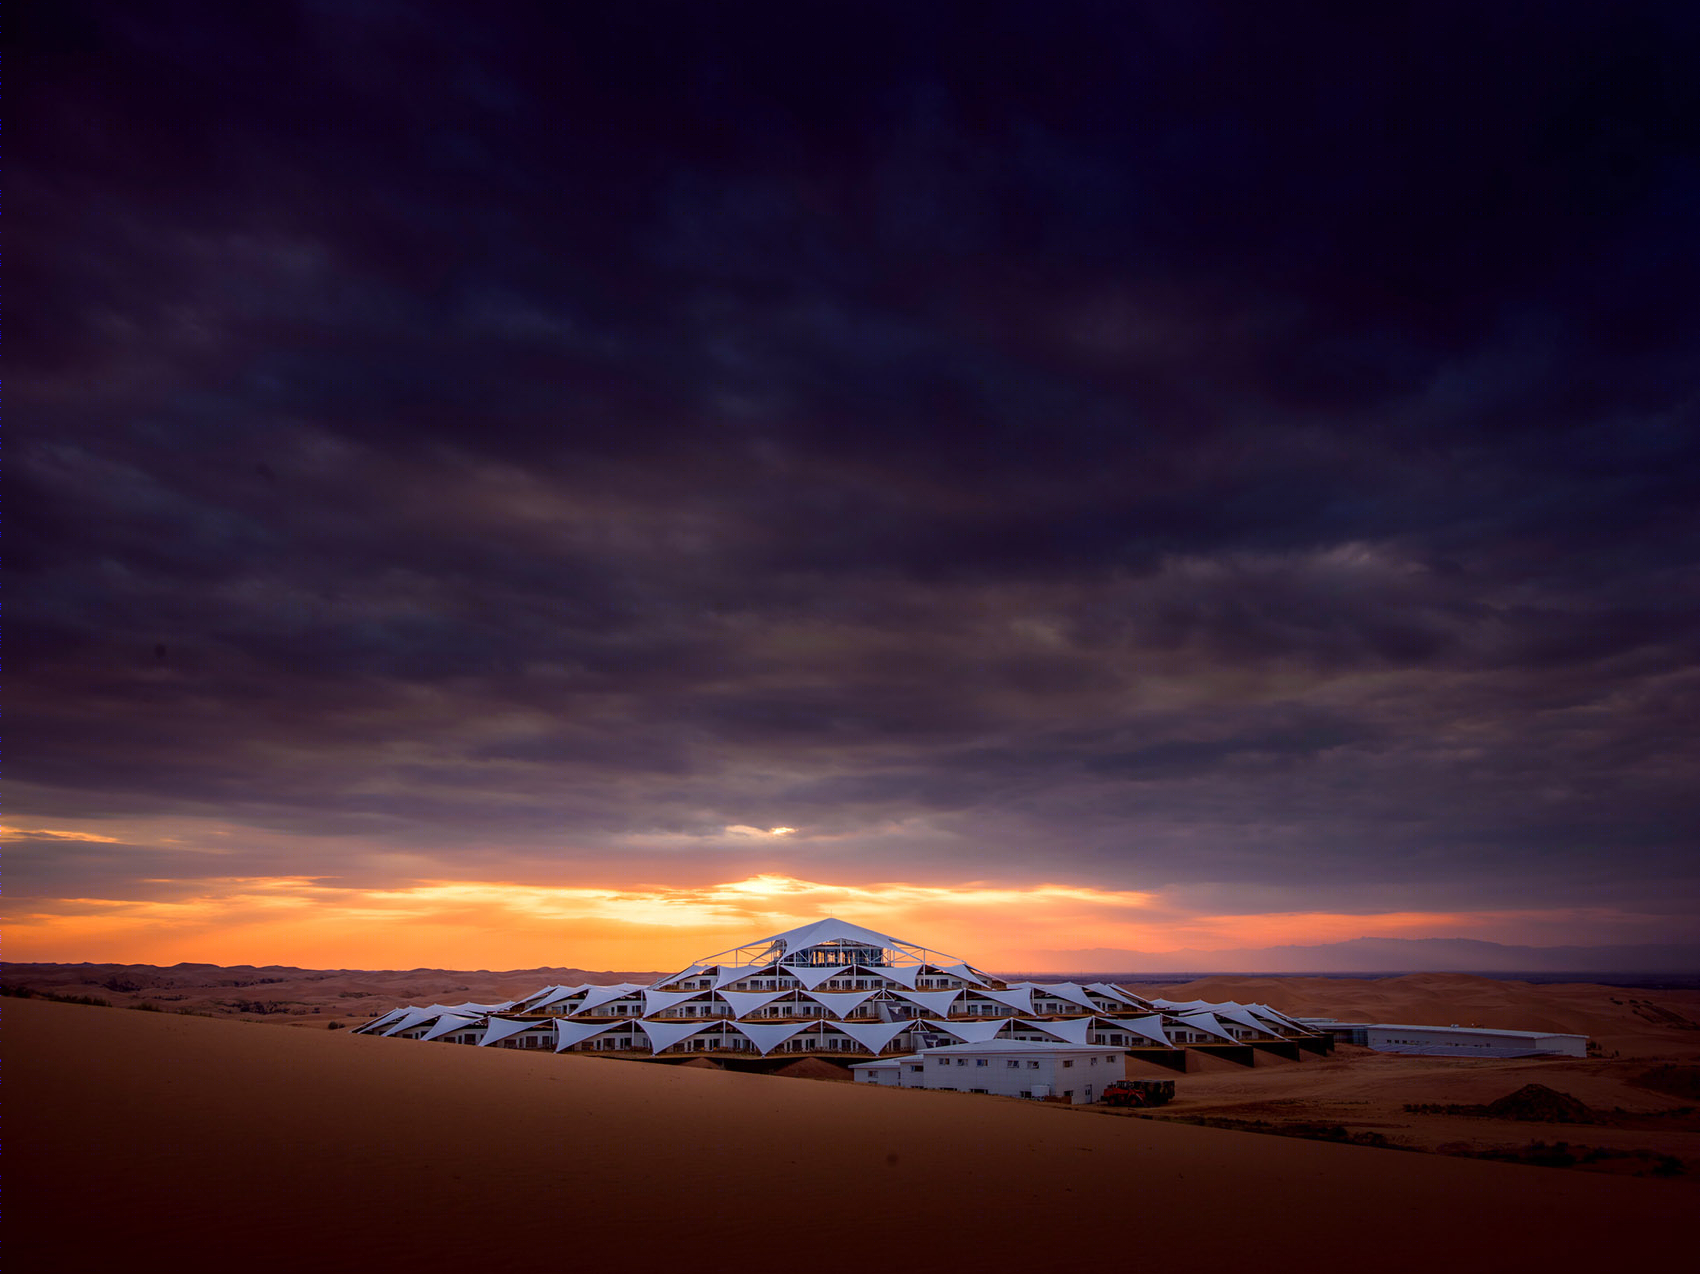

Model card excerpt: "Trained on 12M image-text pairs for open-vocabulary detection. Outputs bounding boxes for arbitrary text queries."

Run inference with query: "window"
[909,1065,923,1073]
[1062,1060,1074,1068]
[1019,1090,1032,1099]
[1006,1060,1020,1068]
[955,1058,967,1067]
[975,1058,989,1067]
[1027,1061,1040,1069]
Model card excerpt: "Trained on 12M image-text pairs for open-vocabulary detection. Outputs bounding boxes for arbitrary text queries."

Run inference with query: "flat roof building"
[852,1039,1128,1103]
[1298,1019,1588,1058]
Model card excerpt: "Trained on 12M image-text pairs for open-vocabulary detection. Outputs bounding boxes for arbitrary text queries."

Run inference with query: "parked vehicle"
[1100,1079,1176,1108]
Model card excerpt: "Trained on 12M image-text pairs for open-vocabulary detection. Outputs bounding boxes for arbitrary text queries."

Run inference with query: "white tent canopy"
[730,1021,811,1056]
[788,963,845,991]
[574,984,646,1014]
[716,989,787,1017]
[479,1017,542,1047]
[895,989,962,1015]
[420,1014,481,1042]
[801,989,878,1018]
[1102,1014,1172,1047]
[864,963,919,989]
[1021,1015,1092,1044]
[924,1017,1006,1043]
[938,962,990,988]
[973,986,1035,1014]
[640,1019,718,1053]
[642,989,704,1016]
[1173,1011,1239,1043]
[555,1020,630,1051]
[834,1020,912,1054]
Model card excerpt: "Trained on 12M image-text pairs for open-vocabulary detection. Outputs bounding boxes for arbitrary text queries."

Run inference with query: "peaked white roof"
[895,989,962,1014]
[714,963,776,989]
[1021,1015,1092,1044]
[642,989,705,1016]
[834,1020,913,1054]
[1101,1014,1172,1047]
[555,1019,631,1051]
[1172,1011,1239,1043]
[756,916,914,954]
[479,1017,542,1047]
[717,989,788,1017]
[419,1013,482,1042]
[922,1017,1007,1043]
[730,1020,811,1056]
[789,964,846,991]
[693,915,965,969]
[864,963,920,989]
[640,1019,719,1053]
[973,986,1035,1014]
[801,989,879,1018]
[573,984,646,1014]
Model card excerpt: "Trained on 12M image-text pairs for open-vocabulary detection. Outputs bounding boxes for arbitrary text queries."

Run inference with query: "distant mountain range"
[1019,936,1700,974]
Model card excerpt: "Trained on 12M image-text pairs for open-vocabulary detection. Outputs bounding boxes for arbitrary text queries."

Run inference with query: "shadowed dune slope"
[10,998,1688,1272]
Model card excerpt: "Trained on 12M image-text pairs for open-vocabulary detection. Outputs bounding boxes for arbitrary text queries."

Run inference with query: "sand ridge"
[9,997,1689,1272]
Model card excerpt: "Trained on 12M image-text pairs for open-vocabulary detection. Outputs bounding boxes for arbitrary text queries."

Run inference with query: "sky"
[13,2,1700,971]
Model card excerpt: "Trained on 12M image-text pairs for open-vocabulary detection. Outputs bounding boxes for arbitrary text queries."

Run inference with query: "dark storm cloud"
[14,2,1700,924]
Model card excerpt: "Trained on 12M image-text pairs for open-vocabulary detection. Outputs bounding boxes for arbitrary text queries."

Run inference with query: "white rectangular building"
[1362,1023,1587,1058]
[852,1039,1127,1103]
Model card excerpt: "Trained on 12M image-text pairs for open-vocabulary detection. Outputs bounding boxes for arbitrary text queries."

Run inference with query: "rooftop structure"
[353,917,1329,1067]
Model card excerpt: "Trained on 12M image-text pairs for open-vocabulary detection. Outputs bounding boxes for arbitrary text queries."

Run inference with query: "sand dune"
[9,998,1689,1272]
[0,961,665,1025]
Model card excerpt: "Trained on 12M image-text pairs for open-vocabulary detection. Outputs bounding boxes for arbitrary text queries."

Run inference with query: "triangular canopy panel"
[730,1021,811,1056]
[863,963,919,989]
[575,984,644,1014]
[1024,1015,1092,1044]
[419,1014,481,1042]
[834,1020,913,1053]
[938,962,990,988]
[727,1020,812,1061]
[801,989,877,1018]
[642,989,703,1016]
[924,1018,1005,1043]
[715,963,776,990]
[555,1020,630,1051]
[974,987,1035,1013]
[479,1017,541,1047]
[1105,1014,1172,1047]
[1037,983,1100,1012]
[789,964,846,991]
[716,990,787,1017]
[1174,1012,1238,1043]
[895,989,962,1015]
[640,1019,718,1053]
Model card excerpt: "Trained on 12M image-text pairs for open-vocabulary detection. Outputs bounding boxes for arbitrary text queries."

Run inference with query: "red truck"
[1100,1079,1177,1108]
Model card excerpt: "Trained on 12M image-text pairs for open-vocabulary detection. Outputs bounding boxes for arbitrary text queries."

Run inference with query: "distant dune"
[9,997,1692,1272]
[0,960,666,1024]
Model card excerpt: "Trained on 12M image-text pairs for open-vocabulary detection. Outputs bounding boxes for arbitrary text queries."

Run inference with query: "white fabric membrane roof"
[357,917,1317,1058]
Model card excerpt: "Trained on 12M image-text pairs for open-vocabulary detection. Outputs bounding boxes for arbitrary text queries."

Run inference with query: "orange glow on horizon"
[3,872,1647,971]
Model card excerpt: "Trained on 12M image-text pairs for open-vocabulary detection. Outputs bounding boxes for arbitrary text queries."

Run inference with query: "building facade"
[354,917,1324,1065]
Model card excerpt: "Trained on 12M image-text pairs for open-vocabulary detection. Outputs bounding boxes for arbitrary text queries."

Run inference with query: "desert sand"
[9,996,1691,1272]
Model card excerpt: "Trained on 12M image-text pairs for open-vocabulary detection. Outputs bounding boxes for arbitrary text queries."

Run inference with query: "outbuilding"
[1362,1023,1587,1058]
[853,1039,1127,1103]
